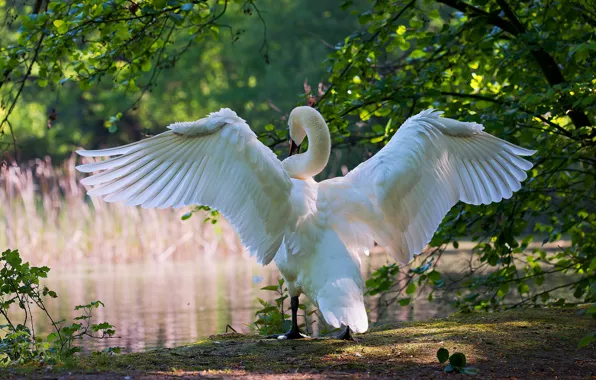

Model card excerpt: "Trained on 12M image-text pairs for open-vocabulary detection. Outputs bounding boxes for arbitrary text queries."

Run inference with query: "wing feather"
[76,108,292,264]
[341,109,535,262]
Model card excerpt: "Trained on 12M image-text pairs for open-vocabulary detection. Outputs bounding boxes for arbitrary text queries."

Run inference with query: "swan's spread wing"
[76,108,292,265]
[344,109,536,263]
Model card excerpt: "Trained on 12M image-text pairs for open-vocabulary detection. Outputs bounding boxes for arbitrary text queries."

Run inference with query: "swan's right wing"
[76,108,292,265]
[342,109,536,263]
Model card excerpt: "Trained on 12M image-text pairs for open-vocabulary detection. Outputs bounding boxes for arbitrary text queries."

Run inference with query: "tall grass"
[0,155,244,264]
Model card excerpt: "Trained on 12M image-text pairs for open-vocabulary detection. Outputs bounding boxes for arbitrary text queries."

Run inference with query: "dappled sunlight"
[28,308,589,378]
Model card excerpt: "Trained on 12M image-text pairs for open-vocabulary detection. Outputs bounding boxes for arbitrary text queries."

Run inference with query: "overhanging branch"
[439,0,592,128]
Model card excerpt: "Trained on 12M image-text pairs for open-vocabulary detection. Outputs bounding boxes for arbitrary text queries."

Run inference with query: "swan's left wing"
[76,108,292,265]
[337,109,536,263]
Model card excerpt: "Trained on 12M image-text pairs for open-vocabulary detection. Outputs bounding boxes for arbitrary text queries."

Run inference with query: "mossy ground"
[3,308,594,379]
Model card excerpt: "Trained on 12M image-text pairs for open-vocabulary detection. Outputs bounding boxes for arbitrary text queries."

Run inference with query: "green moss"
[3,308,595,379]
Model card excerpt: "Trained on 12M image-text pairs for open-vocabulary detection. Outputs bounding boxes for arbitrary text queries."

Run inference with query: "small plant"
[437,348,479,375]
[253,278,291,335]
[0,248,119,365]
[252,278,317,336]
[181,205,219,224]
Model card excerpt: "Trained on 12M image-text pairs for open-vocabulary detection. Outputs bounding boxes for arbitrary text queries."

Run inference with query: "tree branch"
[33,0,45,14]
[439,91,572,137]
[439,0,592,128]
[495,0,591,128]
[317,0,417,106]
[437,0,518,35]
[0,26,46,159]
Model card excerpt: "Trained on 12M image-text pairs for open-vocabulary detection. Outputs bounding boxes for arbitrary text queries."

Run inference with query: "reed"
[0,155,244,264]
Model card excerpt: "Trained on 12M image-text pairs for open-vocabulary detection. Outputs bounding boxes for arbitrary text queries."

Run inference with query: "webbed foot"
[264,296,310,340]
[334,326,355,341]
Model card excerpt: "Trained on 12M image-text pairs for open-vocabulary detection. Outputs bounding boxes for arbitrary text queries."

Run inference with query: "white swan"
[76,107,535,339]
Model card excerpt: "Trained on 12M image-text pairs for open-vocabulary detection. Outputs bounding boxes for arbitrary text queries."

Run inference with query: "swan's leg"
[334,325,354,340]
[266,296,309,339]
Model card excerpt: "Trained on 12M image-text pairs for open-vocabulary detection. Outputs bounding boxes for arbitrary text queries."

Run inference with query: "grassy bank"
[3,308,594,379]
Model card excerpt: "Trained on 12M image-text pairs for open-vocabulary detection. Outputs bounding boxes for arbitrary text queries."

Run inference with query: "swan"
[75,107,535,340]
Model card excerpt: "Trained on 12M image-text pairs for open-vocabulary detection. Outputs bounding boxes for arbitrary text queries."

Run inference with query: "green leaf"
[428,9,441,21]
[406,282,416,295]
[398,40,410,51]
[410,49,426,59]
[449,352,467,368]
[358,11,372,25]
[437,347,449,363]
[140,59,152,72]
[261,285,280,291]
[398,298,410,306]
[428,271,441,282]
[578,333,595,348]
[53,19,68,34]
[518,283,530,294]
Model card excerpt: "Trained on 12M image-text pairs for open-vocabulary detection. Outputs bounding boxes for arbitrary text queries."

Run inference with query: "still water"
[6,253,455,352]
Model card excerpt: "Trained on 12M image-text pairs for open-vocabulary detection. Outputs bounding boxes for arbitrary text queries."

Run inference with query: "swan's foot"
[265,296,309,340]
[268,329,309,340]
[334,326,355,341]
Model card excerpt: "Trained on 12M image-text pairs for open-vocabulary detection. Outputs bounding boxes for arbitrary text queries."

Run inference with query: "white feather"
[343,109,536,262]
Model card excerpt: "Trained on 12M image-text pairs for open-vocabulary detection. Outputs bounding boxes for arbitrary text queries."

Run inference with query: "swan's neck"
[282,110,331,180]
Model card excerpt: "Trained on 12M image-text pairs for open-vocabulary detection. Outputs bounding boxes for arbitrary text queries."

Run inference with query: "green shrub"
[0,249,119,365]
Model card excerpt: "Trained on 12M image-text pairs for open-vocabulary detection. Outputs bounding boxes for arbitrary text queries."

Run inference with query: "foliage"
[0,0,360,161]
[252,278,291,335]
[365,263,400,296]
[0,0,229,157]
[0,248,119,364]
[310,0,595,345]
[436,348,478,375]
[252,278,317,336]
[181,205,219,224]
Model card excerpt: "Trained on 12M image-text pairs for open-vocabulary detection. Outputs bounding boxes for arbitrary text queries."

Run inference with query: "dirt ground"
[2,308,595,379]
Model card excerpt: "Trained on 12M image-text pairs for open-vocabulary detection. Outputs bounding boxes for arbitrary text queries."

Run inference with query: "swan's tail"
[317,277,368,333]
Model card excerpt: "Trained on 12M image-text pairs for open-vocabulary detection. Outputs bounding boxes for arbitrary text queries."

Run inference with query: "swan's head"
[288,107,309,155]
[283,106,331,179]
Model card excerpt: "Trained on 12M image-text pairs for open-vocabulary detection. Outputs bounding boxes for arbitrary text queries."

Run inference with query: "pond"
[6,252,456,352]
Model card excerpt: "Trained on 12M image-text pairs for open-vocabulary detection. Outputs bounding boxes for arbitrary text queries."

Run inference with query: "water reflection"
[5,253,455,352]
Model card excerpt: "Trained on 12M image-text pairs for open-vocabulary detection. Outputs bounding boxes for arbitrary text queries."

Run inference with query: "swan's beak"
[289,139,300,156]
